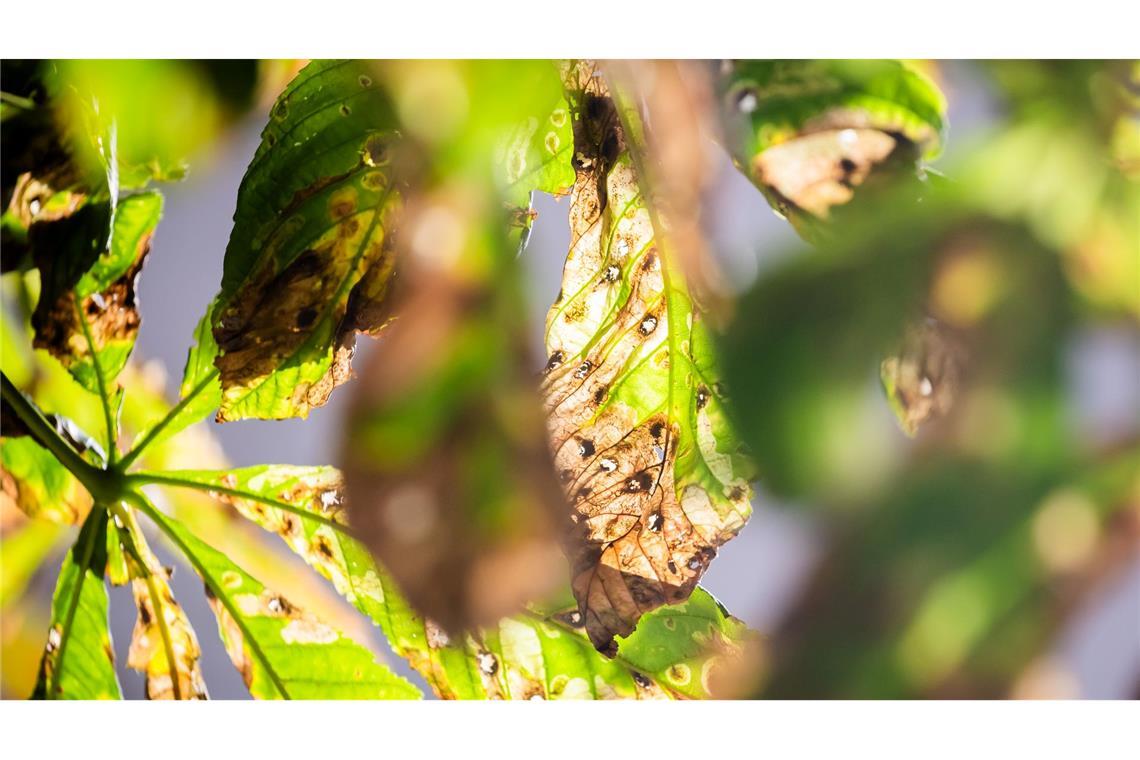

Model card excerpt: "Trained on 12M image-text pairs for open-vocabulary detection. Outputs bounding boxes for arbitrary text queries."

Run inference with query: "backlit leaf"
[211,60,402,422]
[494,68,576,242]
[32,508,120,699]
[1,436,92,525]
[126,567,208,700]
[541,62,754,651]
[138,466,487,697]
[719,60,946,227]
[139,502,419,699]
[139,465,376,622]
[156,466,759,699]
[116,512,208,700]
[31,191,162,395]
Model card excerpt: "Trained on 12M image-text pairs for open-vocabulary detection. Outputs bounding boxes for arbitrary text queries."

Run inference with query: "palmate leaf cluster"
[0,59,951,699]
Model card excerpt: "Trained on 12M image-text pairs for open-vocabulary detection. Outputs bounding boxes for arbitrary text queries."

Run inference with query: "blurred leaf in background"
[342,61,571,634]
[716,60,1139,698]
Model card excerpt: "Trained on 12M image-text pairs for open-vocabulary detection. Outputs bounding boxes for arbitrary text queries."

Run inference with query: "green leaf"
[142,466,759,699]
[211,60,576,423]
[497,87,576,252]
[541,62,754,651]
[211,59,402,422]
[495,78,575,210]
[1,435,92,524]
[719,60,946,226]
[133,466,488,698]
[405,587,759,700]
[51,60,227,188]
[613,587,757,698]
[31,191,162,399]
[180,307,221,409]
[135,466,378,620]
[136,498,419,699]
[32,508,121,699]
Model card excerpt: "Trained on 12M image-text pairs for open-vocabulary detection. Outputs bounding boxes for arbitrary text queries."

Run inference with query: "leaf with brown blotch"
[145,465,762,699]
[718,60,946,233]
[114,508,208,701]
[127,566,208,700]
[343,187,568,636]
[138,502,419,699]
[542,63,754,652]
[30,192,162,397]
[1,437,92,526]
[1,402,99,526]
[211,60,404,422]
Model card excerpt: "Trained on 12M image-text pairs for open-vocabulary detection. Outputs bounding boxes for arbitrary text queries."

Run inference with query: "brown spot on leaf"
[30,202,150,379]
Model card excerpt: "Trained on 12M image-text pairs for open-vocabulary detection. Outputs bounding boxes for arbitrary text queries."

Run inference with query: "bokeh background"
[2,60,1137,699]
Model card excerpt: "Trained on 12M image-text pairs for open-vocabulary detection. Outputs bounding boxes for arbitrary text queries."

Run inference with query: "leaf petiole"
[123,470,343,532]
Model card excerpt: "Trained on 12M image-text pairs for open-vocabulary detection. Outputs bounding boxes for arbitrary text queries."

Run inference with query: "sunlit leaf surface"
[32,508,120,699]
[541,62,754,651]
[1,436,92,524]
[141,504,419,699]
[161,466,759,699]
[120,525,208,700]
[719,60,945,227]
[211,60,402,421]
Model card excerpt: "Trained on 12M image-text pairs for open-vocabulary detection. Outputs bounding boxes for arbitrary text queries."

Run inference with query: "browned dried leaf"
[542,63,753,652]
[754,127,910,218]
[127,567,207,700]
